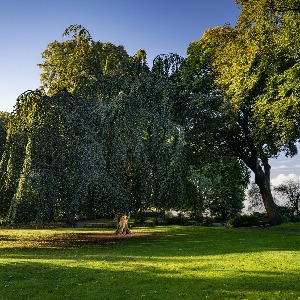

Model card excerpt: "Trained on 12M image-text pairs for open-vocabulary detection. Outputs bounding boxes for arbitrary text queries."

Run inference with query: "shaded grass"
[275,222,300,231]
[0,226,300,299]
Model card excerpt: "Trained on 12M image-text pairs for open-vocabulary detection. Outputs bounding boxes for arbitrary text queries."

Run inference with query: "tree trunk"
[253,160,283,225]
[115,214,131,235]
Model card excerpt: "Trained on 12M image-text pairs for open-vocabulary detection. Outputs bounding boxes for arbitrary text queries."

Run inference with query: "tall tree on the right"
[183,0,300,224]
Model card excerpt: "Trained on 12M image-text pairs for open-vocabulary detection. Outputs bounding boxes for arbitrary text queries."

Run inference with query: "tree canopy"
[4,6,299,226]
[38,24,148,100]
[0,28,200,225]
[182,0,300,224]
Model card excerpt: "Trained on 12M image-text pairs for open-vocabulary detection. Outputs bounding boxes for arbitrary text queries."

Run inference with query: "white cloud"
[271,173,300,187]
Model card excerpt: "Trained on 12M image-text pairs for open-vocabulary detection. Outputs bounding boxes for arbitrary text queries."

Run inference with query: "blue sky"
[0,0,240,113]
[0,0,299,180]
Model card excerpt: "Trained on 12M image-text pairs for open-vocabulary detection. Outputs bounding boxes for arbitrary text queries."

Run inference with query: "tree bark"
[253,159,283,225]
[115,214,131,235]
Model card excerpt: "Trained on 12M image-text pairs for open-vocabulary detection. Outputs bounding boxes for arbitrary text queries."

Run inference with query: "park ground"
[0,224,300,300]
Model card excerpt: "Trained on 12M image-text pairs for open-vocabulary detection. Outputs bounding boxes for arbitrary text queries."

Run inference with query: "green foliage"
[38,24,148,100]
[187,157,250,221]
[204,0,300,157]
[1,90,101,224]
[276,206,298,223]
[165,214,189,225]
[0,23,266,225]
[231,213,265,227]
[181,0,300,224]
[1,26,192,224]
[246,181,265,211]
[0,111,10,158]
[274,178,300,216]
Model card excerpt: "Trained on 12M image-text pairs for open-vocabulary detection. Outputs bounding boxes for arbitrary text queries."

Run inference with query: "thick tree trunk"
[115,214,131,235]
[253,160,283,225]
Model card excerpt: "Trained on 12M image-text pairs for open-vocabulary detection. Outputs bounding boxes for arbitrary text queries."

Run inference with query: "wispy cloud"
[272,165,289,170]
[272,163,300,169]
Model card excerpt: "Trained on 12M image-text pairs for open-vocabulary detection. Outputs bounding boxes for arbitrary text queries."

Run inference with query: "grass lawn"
[275,222,300,230]
[0,226,300,300]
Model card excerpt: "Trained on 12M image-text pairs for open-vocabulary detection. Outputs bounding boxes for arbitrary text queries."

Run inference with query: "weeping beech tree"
[0,81,188,226]
[0,25,189,227]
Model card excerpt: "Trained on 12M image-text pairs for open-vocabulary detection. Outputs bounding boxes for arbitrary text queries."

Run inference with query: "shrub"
[231,214,262,227]
[201,217,215,227]
[165,216,188,226]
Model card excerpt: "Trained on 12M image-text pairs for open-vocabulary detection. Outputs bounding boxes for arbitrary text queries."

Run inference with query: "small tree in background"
[246,181,266,213]
[274,178,300,218]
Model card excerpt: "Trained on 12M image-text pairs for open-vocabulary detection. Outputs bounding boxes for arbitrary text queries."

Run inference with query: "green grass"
[0,226,300,300]
[275,222,300,230]
[84,218,119,228]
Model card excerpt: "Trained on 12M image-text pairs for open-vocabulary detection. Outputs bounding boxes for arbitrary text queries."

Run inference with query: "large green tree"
[0,26,190,225]
[183,0,300,224]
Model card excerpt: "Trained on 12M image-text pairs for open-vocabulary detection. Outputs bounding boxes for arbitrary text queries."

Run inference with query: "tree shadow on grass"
[0,228,300,299]
[0,258,299,300]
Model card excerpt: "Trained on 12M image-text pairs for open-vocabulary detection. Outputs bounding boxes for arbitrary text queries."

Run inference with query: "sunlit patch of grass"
[0,226,300,299]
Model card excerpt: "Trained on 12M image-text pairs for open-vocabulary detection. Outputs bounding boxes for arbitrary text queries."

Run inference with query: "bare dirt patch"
[39,232,152,247]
